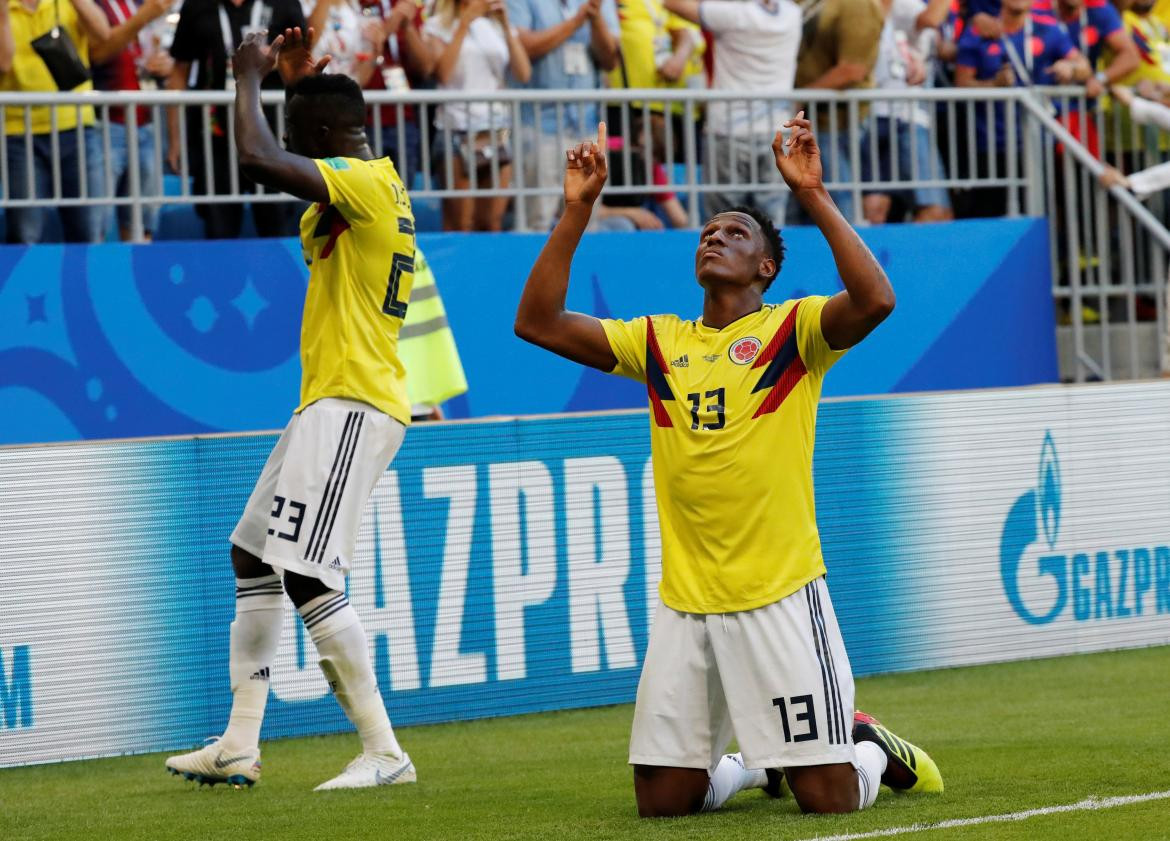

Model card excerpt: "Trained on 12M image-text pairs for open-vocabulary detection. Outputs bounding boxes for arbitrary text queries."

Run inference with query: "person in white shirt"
[664,0,801,226]
[424,0,531,230]
[861,0,953,223]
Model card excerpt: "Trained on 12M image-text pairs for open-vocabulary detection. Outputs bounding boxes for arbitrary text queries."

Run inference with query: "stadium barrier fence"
[2,380,1169,768]
[1,86,1168,382]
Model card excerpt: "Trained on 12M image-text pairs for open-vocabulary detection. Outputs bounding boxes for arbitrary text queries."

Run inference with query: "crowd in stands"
[2,0,1170,241]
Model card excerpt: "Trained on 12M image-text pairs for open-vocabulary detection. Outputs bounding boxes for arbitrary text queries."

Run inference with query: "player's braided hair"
[287,73,367,129]
[728,205,786,292]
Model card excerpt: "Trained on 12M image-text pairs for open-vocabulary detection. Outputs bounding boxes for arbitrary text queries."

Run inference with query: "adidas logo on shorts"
[329,557,343,570]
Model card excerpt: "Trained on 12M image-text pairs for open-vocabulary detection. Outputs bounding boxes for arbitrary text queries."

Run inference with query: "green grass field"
[3,646,1169,841]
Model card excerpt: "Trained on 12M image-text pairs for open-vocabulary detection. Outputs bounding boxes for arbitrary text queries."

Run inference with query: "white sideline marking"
[798,790,1170,841]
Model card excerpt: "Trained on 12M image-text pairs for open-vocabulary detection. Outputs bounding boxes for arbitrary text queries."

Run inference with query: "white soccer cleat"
[313,751,416,791]
[165,738,261,788]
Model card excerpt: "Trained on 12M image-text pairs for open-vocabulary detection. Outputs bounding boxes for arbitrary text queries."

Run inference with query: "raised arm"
[662,0,700,25]
[69,0,111,45]
[586,0,618,72]
[1100,29,1140,86]
[492,1,531,83]
[388,0,435,79]
[916,0,950,31]
[514,122,618,371]
[0,4,14,75]
[90,0,173,65]
[514,5,588,61]
[232,30,328,203]
[773,113,894,350]
[431,0,487,84]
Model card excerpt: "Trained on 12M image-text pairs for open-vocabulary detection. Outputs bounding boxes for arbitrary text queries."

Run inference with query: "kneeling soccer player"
[514,115,943,816]
[166,28,416,791]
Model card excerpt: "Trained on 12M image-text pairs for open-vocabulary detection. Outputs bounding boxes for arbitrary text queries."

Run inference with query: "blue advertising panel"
[2,381,1168,768]
[0,220,1055,445]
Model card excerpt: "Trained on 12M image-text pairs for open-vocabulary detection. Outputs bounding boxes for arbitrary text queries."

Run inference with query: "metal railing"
[0,87,1040,233]
[1,86,1168,381]
[1017,92,1170,382]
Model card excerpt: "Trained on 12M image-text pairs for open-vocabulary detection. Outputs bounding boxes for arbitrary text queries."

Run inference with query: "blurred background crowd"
[3,0,1170,241]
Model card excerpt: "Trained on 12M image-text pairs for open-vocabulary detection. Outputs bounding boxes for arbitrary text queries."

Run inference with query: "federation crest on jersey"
[729,336,762,365]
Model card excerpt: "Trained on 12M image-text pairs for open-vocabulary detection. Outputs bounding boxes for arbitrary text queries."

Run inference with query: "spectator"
[664,0,802,227]
[362,1,434,182]
[861,0,954,223]
[955,0,1091,217]
[91,0,176,241]
[0,0,110,244]
[1103,0,1170,163]
[307,0,387,81]
[1048,0,1138,87]
[1039,0,1139,156]
[307,0,434,182]
[507,0,618,231]
[424,0,531,231]
[933,0,964,86]
[596,128,690,229]
[608,0,701,124]
[166,0,306,239]
[792,0,886,224]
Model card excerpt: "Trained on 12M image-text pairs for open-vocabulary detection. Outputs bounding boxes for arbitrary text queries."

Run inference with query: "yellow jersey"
[609,0,704,113]
[1116,10,1170,87]
[297,156,415,425]
[601,296,845,614]
[2,0,96,135]
[1154,0,1170,38]
[1104,11,1170,151]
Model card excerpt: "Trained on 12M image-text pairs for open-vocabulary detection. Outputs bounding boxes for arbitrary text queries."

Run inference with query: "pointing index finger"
[598,120,607,150]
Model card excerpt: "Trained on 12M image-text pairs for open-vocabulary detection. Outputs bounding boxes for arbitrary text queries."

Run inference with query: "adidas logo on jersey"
[671,354,689,368]
[250,667,270,681]
[329,557,343,570]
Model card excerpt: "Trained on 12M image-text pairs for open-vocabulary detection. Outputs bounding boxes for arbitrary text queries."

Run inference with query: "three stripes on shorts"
[805,581,848,745]
[304,410,365,565]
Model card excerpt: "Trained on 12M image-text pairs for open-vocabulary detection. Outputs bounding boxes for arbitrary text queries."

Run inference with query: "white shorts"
[629,577,857,773]
[230,398,405,592]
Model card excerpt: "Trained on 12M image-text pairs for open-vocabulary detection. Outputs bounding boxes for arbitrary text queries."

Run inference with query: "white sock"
[220,575,283,751]
[701,753,768,812]
[298,591,403,758]
[855,741,887,809]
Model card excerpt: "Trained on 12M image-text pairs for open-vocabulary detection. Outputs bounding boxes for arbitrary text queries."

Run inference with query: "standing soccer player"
[514,116,943,816]
[165,28,417,791]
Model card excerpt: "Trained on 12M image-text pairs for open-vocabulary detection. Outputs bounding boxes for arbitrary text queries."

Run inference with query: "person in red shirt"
[91,0,176,240]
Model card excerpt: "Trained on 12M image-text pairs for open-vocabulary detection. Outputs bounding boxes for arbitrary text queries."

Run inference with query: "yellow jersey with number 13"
[601,296,845,614]
[296,156,415,425]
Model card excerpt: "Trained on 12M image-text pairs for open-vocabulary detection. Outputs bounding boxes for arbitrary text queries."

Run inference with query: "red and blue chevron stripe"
[644,318,674,428]
[1132,27,1158,66]
[751,304,808,418]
